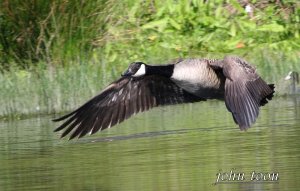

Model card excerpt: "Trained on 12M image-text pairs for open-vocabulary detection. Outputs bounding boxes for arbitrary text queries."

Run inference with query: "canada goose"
[53,56,275,139]
[285,71,299,94]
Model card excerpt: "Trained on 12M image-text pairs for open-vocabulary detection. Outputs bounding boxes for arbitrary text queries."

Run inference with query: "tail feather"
[260,84,275,106]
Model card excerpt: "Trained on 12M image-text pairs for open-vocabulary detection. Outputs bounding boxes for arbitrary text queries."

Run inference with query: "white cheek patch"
[133,64,146,77]
[285,71,292,80]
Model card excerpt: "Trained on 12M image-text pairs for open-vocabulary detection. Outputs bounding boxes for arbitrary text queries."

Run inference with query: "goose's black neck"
[146,64,174,78]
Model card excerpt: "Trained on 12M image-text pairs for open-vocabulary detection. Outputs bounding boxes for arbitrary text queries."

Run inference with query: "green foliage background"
[0,0,299,117]
[1,0,299,68]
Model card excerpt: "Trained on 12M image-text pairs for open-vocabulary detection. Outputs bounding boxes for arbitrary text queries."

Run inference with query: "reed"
[0,59,109,119]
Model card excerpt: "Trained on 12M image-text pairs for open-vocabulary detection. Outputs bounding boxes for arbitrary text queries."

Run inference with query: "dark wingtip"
[52,109,78,122]
[260,84,275,106]
[52,118,61,122]
[68,132,80,140]
[53,127,61,132]
[268,84,275,89]
[68,136,76,140]
[78,131,90,139]
[52,115,69,122]
[53,122,70,132]
[61,130,71,139]
[239,125,249,131]
[78,133,86,139]
[267,84,275,99]
[60,131,73,140]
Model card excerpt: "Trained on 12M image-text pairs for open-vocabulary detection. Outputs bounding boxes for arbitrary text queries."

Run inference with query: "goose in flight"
[53,56,275,139]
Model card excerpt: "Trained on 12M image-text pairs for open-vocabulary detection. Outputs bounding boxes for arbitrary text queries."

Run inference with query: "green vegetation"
[0,0,300,118]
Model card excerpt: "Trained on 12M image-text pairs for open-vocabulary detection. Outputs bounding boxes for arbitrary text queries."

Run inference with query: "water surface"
[0,97,299,191]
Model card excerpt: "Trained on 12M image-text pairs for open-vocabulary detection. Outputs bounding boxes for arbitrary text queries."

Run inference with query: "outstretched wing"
[53,75,204,139]
[220,56,274,130]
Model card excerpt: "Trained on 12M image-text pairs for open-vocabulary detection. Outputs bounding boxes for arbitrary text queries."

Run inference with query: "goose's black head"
[122,62,146,77]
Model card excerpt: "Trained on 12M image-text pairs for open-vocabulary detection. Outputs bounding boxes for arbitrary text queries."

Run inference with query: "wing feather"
[53,75,203,139]
[222,56,274,130]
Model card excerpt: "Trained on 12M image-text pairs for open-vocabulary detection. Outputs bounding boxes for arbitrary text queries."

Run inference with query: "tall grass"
[0,0,107,68]
[1,0,299,68]
[0,59,111,119]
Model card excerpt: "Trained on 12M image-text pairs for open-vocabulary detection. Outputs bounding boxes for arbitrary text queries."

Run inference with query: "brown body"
[171,59,225,99]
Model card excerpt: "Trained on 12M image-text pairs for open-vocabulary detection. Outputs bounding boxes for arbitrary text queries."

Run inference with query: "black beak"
[121,69,132,77]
